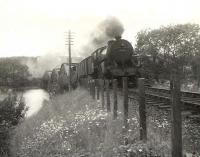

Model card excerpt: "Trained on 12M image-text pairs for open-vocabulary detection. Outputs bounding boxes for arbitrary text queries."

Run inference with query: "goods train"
[42,36,141,92]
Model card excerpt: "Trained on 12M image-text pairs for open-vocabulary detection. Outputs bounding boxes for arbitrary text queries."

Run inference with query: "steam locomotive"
[42,36,141,92]
[76,36,140,86]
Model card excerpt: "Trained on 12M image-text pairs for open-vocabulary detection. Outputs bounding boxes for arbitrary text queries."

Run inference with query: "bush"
[0,93,26,157]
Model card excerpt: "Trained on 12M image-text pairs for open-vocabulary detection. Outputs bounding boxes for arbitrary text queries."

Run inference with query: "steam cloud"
[22,53,68,78]
[98,16,124,39]
[23,16,124,77]
[23,53,82,78]
[81,16,124,56]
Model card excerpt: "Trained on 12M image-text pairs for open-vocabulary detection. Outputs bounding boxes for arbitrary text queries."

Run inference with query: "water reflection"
[23,89,49,117]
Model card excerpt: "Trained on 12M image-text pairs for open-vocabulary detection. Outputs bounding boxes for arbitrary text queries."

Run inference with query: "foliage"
[135,23,200,82]
[191,55,200,86]
[0,58,31,87]
[0,93,26,156]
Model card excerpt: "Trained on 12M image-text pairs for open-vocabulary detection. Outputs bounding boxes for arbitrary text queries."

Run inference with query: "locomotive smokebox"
[107,38,134,66]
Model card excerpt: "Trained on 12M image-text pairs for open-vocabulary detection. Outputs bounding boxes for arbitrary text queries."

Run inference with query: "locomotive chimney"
[115,36,121,40]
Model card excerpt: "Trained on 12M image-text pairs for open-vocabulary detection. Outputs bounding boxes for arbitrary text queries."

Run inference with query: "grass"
[10,88,200,157]
[10,88,108,156]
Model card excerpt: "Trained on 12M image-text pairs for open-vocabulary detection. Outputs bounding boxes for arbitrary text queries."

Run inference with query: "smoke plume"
[23,53,82,78]
[99,16,124,38]
[23,17,124,77]
[80,16,124,56]
[22,53,65,78]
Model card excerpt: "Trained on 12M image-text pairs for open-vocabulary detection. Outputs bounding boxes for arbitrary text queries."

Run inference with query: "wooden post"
[67,30,72,92]
[113,79,118,119]
[91,80,95,99]
[123,77,128,129]
[96,79,100,100]
[106,80,111,112]
[138,78,147,141]
[86,78,89,89]
[89,80,92,95]
[171,71,182,157]
[100,79,105,109]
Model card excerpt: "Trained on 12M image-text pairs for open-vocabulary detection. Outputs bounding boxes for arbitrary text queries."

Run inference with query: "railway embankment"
[10,88,200,157]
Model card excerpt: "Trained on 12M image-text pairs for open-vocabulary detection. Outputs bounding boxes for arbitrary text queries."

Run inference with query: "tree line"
[135,23,200,87]
[0,58,41,88]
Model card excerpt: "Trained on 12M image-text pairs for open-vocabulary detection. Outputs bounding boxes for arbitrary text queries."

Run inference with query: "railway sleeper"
[183,101,200,107]
[182,97,200,101]
[146,101,165,105]
[181,111,192,116]
[188,114,200,119]
[158,105,170,109]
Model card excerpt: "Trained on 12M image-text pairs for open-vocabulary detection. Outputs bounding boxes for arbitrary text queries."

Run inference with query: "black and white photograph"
[0,0,200,156]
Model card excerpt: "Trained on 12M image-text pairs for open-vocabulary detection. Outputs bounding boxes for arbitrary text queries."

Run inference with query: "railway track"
[126,87,200,120]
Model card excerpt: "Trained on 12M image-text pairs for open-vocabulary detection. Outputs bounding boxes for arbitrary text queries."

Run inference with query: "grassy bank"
[11,89,107,156]
[10,88,200,157]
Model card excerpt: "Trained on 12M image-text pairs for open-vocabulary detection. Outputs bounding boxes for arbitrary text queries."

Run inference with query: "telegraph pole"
[65,30,74,92]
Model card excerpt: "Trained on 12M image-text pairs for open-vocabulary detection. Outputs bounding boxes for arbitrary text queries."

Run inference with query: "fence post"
[123,77,129,129]
[96,79,100,100]
[100,79,105,109]
[113,79,118,119]
[89,80,92,96]
[138,78,147,141]
[91,80,95,99]
[171,72,182,157]
[86,78,89,89]
[106,80,111,112]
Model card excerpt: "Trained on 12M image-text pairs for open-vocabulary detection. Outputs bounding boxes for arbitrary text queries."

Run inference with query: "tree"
[135,24,200,82]
[0,94,27,156]
[191,55,200,87]
[0,58,30,87]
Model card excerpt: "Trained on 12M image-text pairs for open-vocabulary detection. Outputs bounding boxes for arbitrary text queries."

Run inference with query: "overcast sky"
[0,0,200,57]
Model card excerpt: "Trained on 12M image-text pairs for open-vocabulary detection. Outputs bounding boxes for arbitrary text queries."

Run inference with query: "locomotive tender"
[42,36,141,92]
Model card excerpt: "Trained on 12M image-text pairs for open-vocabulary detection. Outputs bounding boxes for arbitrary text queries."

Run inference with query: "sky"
[0,0,200,57]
